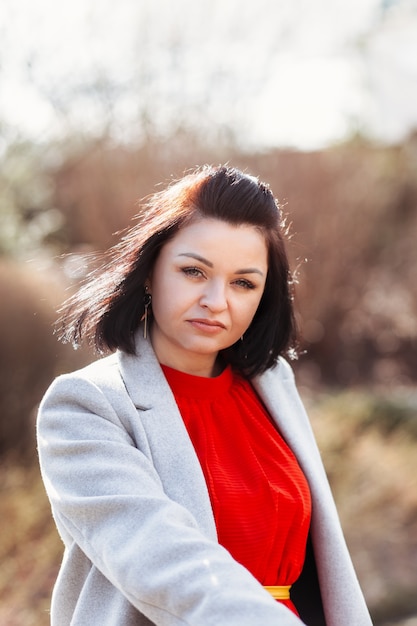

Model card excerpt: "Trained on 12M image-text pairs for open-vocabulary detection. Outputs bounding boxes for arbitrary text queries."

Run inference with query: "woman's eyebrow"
[178,252,264,276]
[178,252,213,267]
[235,268,265,277]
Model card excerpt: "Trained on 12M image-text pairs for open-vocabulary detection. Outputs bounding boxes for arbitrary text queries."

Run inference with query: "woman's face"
[148,217,268,377]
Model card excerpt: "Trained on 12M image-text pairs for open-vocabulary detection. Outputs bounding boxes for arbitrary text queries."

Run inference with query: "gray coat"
[37,334,373,626]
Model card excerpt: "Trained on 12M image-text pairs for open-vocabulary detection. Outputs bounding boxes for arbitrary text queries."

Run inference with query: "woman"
[37,165,372,626]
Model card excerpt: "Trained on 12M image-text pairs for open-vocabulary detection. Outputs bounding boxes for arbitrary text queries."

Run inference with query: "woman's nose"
[200,281,227,311]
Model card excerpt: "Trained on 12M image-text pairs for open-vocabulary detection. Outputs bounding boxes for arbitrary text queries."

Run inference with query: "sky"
[1,0,417,151]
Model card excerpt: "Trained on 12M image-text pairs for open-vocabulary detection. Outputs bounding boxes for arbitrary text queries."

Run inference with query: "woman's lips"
[188,319,226,333]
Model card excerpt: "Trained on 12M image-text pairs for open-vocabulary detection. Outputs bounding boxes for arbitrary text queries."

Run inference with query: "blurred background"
[1,0,416,624]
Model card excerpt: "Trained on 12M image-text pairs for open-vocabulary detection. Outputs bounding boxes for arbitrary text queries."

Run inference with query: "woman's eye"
[182,267,204,278]
[234,278,255,290]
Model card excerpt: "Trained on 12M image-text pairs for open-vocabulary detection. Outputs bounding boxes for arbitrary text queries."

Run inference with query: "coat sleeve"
[37,371,304,626]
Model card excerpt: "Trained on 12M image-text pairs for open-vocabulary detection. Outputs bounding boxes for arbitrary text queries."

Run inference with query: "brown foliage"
[50,136,237,251]
[246,141,417,386]
[0,260,88,462]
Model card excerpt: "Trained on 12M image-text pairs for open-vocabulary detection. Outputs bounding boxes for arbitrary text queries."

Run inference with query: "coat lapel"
[254,362,373,626]
[117,333,217,539]
[252,361,328,484]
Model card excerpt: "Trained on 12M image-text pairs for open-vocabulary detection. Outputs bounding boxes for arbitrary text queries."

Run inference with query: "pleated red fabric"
[162,364,311,617]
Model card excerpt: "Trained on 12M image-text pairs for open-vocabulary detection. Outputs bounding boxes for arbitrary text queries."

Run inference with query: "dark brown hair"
[58,165,298,376]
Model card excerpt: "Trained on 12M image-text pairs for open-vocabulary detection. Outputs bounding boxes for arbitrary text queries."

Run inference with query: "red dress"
[162,364,311,617]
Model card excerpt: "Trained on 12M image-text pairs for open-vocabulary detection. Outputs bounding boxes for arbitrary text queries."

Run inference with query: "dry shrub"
[0,259,88,462]
[239,140,417,386]
[50,135,238,251]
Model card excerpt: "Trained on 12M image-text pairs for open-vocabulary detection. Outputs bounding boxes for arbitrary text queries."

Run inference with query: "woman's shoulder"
[40,352,123,405]
[277,356,296,377]
[69,351,119,378]
[260,356,296,382]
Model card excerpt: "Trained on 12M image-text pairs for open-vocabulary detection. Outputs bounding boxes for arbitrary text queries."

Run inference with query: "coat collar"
[117,335,303,467]
[117,336,314,479]
[116,334,319,540]
[117,331,170,410]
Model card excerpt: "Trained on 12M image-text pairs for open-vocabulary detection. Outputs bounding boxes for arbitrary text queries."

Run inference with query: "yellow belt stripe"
[264,585,292,600]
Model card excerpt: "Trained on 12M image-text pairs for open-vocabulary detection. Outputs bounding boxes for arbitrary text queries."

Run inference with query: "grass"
[305,388,417,624]
[0,461,62,626]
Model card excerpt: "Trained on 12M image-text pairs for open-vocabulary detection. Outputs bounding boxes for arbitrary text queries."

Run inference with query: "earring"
[141,288,152,339]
